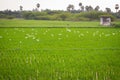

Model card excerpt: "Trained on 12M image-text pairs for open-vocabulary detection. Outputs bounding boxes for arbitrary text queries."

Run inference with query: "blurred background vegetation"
[0,3,120,21]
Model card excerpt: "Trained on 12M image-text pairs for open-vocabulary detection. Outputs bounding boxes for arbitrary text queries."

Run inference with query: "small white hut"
[100,16,111,26]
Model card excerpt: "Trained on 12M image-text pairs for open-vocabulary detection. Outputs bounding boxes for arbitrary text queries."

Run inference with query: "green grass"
[0,19,105,27]
[0,19,120,80]
[0,26,120,80]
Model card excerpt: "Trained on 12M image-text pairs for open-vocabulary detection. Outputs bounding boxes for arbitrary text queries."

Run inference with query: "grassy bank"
[0,19,105,27]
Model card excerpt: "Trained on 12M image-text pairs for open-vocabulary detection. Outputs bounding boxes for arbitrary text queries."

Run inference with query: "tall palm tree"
[19,5,23,18]
[88,6,93,11]
[67,4,74,12]
[81,6,84,12]
[115,4,119,13]
[67,7,70,12]
[20,5,23,11]
[85,6,89,11]
[79,3,82,6]
[106,8,111,13]
[71,5,74,10]
[79,2,82,11]
[36,3,40,11]
[95,6,100,11]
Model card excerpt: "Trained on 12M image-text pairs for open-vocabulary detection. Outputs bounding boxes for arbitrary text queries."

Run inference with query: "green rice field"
[0,20,120,80]
[0,19,107,27]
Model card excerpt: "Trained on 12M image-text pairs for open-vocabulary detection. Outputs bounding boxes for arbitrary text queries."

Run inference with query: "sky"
[0,0,120,12]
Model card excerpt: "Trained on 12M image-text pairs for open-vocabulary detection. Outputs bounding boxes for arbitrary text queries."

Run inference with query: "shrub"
[99,15,116,21]
[59,14,68,21]
[6,16,14,19]
[111,23,120,27]
[22,12,35,19]
[76,11,115,21]
[34,15,51,20]
[77,17,90,21]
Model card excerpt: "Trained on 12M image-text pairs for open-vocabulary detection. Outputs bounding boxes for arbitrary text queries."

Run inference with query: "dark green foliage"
[0,14,14,19]
[6,15,15,19]
[111,23,120,27]
[59,14,68,20]
[77,11,115,21]
[0,10,21,18]
[100,14,116,21]
[0,14,7,18]
[22,12,35,19]
[35,15,52,20]
[0,10,118,21]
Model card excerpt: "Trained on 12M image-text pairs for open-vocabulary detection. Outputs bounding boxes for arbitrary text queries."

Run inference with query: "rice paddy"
[0,20,120,80]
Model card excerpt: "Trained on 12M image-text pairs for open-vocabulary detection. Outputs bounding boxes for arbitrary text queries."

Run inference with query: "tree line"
[67,3,119,13]
[0,3,120,21]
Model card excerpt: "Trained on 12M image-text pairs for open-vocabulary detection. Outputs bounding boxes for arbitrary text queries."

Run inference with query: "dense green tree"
[59,14,68,20]
[0,8,117,21]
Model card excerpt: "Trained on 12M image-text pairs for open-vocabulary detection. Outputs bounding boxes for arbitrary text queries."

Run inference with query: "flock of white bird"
[0,28,120,44]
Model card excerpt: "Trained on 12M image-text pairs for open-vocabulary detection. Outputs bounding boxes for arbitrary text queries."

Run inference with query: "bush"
[22,12,35,19]
[0,14,6,18]
[34,15,51,20]
[99,15,116,21]
[77,17,90,21]
[0,14,14,19]
[1,10,116,21]
[76,11,115,21]
[6,16,14,19]
[111,23,120,27]
[59,14,68,21]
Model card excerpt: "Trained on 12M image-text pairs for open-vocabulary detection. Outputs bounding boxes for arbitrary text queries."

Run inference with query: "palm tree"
[118,10,120,14]
[81,6,84,12]
[106,8,111,13]
[67,7,70,12]
[71,5,74,10]
[67,4,74,12]
[20,5,23,11]
[79,3,82,7]
[79,2,82,11]
[115,4,119,13]
[95,6,100,11]
[89,6,93,11]
[19,5,23,18]
[79,3,82,6]
[36,3,40,11]
[85,6,89,11]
